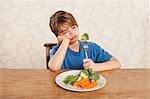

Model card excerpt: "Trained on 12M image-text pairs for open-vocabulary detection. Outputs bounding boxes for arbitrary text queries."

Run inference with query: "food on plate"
[63,68,100,89]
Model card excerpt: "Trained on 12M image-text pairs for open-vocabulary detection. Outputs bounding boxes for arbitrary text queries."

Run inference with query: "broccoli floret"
[80,72,88,79]
[87,68,100,81]
[89,73,100,81]
[79,70,89,79]
[80,33,89,41]
[88,68,95,75]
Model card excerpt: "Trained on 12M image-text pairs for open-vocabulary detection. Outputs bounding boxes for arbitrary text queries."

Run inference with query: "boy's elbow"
[48,63,61,72]
[49,68,60,72]
[111,57,121,69]
[117,63,121,69]
[116,59,121,69]
[49,66,60,72]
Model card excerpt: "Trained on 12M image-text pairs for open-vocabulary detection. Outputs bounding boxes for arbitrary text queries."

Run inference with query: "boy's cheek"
[66,33,74,38]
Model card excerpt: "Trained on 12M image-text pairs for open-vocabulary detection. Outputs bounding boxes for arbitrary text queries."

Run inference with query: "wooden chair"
[44,43,57,69]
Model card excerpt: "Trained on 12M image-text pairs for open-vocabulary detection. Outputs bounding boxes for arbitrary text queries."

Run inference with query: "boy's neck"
[69,40,80,52]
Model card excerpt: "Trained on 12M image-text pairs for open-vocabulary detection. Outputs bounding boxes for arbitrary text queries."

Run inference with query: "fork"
[83,41,88,58]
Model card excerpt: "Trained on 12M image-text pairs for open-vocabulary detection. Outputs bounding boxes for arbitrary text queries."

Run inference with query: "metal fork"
[83,41,88,58]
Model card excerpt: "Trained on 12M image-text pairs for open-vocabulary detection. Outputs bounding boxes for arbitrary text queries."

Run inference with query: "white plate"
[55,70,106,92]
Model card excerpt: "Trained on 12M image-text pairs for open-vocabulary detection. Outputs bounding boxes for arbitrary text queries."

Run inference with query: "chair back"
[44,43,57,69]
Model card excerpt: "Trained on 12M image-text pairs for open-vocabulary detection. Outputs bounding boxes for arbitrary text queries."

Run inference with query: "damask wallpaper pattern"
[0,0,149,69]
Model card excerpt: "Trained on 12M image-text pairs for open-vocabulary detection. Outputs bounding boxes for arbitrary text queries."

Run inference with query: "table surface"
[0,69,150,99]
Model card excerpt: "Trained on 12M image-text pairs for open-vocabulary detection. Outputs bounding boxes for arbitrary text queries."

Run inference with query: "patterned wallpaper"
[0,0,149,69]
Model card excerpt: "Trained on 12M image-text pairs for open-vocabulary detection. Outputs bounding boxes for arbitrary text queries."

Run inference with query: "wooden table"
[0,69,150,99]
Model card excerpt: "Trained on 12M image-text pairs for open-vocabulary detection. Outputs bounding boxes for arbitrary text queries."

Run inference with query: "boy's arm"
[83,57,121,71]
[48,36,70,71]
[93,57,121,71]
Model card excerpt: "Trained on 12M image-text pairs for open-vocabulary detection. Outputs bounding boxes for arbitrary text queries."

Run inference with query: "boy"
[49,10,121,71]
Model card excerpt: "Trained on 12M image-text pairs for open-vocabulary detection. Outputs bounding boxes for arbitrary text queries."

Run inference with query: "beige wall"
[0,0,149,69]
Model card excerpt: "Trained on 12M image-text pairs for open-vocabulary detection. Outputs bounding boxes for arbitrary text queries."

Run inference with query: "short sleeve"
[93,43,113,63]
[50,45,59,57]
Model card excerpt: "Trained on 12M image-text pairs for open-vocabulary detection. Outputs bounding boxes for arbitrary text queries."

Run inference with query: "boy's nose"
[68,28,73,35]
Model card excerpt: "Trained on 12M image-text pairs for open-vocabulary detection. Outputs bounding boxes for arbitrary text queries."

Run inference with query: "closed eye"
[72,26,76,29]
[63,31,67,34]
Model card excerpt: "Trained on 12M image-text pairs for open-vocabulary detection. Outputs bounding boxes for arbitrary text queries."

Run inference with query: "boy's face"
[57,24,79,44]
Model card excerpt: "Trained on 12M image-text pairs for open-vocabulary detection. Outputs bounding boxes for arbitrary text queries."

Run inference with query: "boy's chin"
[69,39,78,44]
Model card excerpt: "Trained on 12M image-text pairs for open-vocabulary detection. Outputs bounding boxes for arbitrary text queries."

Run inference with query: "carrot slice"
[73,78,97,89]
[83,82,97,89]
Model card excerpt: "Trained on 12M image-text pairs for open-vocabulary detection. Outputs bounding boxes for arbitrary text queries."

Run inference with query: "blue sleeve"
[93,43,113,63]
[50,45,59,57]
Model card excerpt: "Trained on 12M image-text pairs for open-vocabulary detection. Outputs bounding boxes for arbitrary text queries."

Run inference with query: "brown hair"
[49,10,78,37]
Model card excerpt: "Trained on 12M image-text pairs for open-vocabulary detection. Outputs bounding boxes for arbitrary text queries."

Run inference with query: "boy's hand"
[83,58,95,69]
[57,35,70,45]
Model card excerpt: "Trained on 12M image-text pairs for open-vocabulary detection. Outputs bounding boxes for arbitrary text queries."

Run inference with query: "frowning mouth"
[70,36,76,40]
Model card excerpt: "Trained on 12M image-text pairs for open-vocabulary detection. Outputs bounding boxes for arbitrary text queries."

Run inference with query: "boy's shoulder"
[87,41,100,48]
[51,44,59,51]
